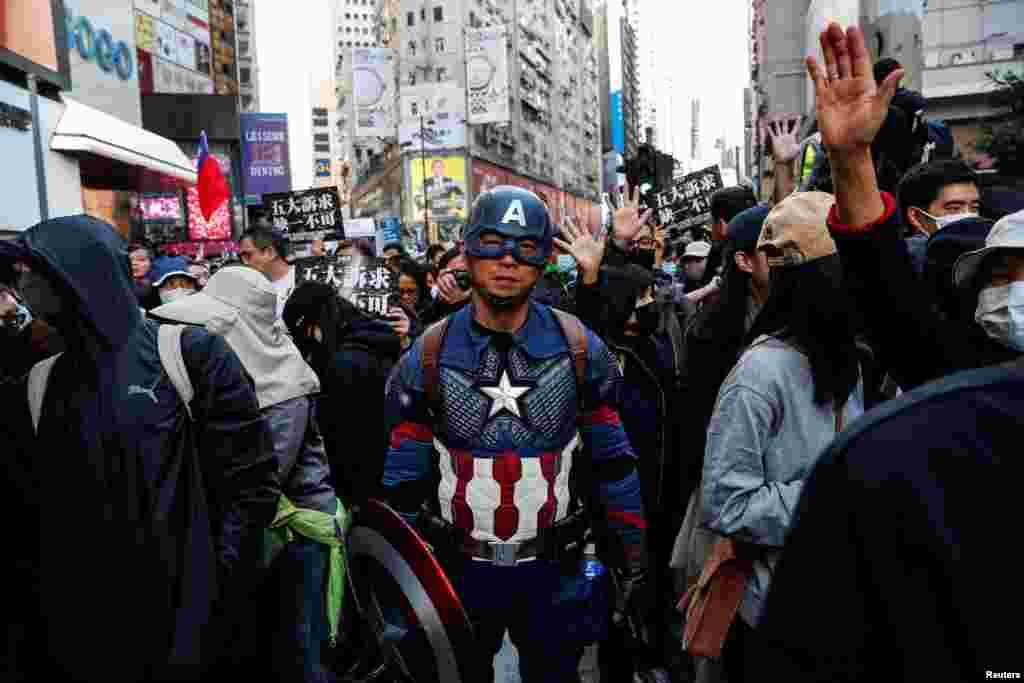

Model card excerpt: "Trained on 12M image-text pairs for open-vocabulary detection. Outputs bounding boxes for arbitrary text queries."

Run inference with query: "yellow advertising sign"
[408,156,468,224]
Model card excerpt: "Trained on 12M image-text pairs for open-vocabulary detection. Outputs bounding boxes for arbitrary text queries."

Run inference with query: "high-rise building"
[347,0,604,248]
[235,0,260,113]
[331,0,385,198]
[311,79,339,190]
[619,9,640,159]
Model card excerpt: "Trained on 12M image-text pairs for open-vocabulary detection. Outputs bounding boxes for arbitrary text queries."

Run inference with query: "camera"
[454,270,471,291]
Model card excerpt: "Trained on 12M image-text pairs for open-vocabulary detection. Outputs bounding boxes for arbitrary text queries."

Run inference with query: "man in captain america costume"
[381,185,649,682]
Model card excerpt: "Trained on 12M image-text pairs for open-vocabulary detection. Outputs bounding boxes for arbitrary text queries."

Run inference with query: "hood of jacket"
[343,315,402,358]
[20,215,141,355]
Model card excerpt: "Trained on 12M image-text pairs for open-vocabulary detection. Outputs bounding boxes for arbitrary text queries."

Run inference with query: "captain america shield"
[345,498,475,683]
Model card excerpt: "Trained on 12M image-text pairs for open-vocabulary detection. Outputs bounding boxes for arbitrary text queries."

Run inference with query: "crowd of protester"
[0,20,1022,683]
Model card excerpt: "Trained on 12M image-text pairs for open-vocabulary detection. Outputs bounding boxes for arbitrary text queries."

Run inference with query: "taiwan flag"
[196,131,230,222]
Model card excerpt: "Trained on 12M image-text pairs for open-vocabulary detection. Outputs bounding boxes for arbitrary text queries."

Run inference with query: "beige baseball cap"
[757,191,837,268]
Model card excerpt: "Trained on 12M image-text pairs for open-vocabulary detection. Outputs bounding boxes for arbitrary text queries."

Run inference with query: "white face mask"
[159,288,193,305]
[975,282,1024,352]
[921,210,979,234]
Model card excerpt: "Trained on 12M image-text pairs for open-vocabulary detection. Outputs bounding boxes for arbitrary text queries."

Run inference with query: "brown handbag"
[677,537,754,659]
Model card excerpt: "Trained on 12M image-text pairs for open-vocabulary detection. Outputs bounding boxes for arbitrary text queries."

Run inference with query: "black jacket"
[1,216,278,682]
[758,358,1023,682]
[319,316,402,504]
[829,192,1017,391]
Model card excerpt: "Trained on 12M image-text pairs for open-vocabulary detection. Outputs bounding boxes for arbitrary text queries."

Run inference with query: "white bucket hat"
[953,209,1024,288]
[152,265,320,408]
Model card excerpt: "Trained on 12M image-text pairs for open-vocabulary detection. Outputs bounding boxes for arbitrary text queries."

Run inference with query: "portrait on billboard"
[409,156,467,224]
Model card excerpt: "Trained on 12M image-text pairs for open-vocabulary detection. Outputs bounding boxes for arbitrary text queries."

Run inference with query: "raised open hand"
[807,23,903,155]
[613,185,654,243]
[763,114,803,164]
[554,216,605,280]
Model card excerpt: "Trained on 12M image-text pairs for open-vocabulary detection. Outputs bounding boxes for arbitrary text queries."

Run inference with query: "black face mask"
[634,304,659,336]
[631,249,656,271]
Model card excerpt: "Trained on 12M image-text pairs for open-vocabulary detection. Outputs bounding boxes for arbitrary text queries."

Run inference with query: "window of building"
[314,144,331,153]
[436,66,448,81]
[239,67,251,84]
[314,133,330,142]
[313,107,328,116]
[345,13,350,19]
[408,71,416,85]
[347,41,352,46]
[239,40,249,54]
[346,27,351,33]
[411,102,419,116]
[409,41,416,56]
[313,118,329,127]
[434,6,444,22]
[362,27,368,35]
[421,7,426,21]
[435,37,446,53]
[242,95,253,109]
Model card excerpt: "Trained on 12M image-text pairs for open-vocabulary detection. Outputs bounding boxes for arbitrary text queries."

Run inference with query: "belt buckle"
[491,542,518,567]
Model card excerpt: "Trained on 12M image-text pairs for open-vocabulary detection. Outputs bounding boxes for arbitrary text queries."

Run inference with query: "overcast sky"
[656,1,751,169]
[257,1,752,190]
[257,0,332,191]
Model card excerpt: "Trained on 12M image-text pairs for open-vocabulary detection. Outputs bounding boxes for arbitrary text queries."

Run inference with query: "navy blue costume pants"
[451,557,610,683]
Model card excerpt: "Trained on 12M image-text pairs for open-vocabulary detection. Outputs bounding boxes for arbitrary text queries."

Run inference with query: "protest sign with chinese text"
[653,165,724,229]
[294,254,397,319]
[264,187,344,243]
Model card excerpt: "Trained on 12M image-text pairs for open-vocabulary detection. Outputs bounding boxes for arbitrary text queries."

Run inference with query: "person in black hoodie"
[284,281,402,506]
[0,215,278,683]
[558,218,685,682]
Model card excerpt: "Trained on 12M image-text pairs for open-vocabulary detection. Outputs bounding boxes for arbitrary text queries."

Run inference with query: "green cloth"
[263,496,350,646]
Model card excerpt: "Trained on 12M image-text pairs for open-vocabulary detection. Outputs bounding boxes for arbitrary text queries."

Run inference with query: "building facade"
[331,0,385,200]
[922,0,1024,166]
[618,9,640,159]
[235,0,259,112]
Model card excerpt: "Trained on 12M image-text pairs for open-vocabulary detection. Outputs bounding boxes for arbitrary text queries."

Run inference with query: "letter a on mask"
[501,200,527,227]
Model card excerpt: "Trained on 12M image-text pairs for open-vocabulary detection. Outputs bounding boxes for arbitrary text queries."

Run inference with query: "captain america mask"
[463,187,554,268]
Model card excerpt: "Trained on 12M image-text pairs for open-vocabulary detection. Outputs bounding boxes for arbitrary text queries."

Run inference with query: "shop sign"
[65,10,134,81]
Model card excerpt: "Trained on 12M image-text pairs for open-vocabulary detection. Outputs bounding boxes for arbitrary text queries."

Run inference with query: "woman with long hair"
[700,192,865,682]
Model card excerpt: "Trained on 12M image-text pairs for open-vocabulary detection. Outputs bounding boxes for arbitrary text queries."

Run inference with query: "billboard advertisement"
[407,155,468,225]
[399,83,467,152]
[465,26,510,125]
[353,48,397,138]
[134,0,213,95]
[240,112,292,205]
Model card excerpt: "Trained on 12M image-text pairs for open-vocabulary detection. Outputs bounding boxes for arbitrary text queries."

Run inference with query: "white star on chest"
[480,371,530,418]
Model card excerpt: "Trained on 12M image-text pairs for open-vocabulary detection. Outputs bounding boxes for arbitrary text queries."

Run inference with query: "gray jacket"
[264,396,336,514]
[702,336,864,626]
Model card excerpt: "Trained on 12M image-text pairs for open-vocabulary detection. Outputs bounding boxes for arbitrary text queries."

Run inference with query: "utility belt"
[417,505,591,568]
